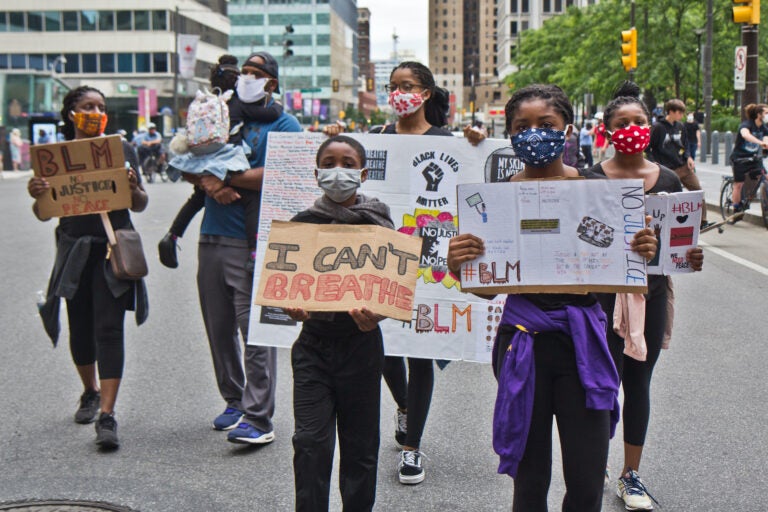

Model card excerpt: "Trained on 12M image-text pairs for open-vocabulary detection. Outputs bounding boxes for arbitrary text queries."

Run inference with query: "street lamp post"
[694,27,705,113]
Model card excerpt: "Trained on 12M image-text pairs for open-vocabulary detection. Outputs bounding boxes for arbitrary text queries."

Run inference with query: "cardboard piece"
[255,221,422,322]
[645,191,703,274]
[457,179,649,295]
[30,135,132,219]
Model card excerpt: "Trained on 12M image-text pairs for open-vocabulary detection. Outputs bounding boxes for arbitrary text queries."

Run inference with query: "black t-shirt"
[289,208,383,338]
[731,120,767,161]
[683,121,699,143]
[585,162,683,194]
[58,140,141,237]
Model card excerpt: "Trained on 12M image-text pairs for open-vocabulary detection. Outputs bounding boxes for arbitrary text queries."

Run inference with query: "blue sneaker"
[227,422,275,445]
[212,407,244,431]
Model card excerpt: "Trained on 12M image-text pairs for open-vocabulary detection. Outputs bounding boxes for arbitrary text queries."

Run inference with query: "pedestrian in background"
[10,127,23,170]
[684,112,701,160]
[648,99,711,229]
[285,135,391,512]
[447,83,659,512]
[27,85,148,450]
[584,81,704,511]
[580,121,595,168]
[594,114,609,162]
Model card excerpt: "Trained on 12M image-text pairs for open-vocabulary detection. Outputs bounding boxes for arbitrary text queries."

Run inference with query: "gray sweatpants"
[197,235,276,433]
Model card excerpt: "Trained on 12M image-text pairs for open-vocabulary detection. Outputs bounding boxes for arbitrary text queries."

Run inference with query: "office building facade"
[0,0,231,135]
[228,0,358,124]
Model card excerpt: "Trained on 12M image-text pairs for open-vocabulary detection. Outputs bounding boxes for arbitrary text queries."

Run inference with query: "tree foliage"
[505,0,764,114]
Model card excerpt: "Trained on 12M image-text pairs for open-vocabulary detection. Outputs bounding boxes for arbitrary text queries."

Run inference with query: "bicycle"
[716,166,768,231]
[141,153,168,183]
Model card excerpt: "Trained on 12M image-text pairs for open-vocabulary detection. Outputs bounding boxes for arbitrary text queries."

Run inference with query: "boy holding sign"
[282,136,394,511]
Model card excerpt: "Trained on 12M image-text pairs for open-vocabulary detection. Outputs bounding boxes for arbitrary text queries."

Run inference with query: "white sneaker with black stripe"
[617,468,658,510]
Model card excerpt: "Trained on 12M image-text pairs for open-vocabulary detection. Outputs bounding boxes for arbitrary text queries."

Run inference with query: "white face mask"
[236,75,269,103]
[762,114,768,124]
[316,167,363,203]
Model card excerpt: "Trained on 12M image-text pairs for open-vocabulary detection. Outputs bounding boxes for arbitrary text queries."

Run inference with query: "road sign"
[300,87,322,93]
[735,45,747,91]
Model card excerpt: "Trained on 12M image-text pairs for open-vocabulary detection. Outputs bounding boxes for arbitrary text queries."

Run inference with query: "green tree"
[505,0,764,115]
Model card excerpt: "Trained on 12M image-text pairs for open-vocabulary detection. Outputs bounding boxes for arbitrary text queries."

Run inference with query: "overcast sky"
[357,0,429,63]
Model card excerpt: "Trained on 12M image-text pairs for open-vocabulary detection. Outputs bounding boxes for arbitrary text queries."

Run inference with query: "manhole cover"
[0,500,138,512]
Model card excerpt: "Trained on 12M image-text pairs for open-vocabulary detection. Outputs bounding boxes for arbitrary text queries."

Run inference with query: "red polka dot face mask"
[609,125,650,154]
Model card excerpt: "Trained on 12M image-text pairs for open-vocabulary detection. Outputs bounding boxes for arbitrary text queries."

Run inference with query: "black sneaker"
[158,232,179,269]
[95,412,120,450]
[700,220,716,231]
[398,449,425,485]
[74,389,100,424]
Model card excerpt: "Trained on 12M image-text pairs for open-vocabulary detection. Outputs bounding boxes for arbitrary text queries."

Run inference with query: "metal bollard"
[700,131,708,163]
[724,131,733,164]
[711,131,719,165]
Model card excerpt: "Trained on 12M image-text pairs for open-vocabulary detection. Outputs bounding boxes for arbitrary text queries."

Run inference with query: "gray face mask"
[316,167,362,203]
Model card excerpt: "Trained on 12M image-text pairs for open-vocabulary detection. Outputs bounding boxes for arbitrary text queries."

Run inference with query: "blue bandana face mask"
[510,127,567,168]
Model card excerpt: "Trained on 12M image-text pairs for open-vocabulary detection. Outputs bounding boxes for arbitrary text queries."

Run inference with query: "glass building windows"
[11,54,26,69]
[134,11,150,30]
[63,11,78,31]
[135,53,150,72]
[82,53,97,73]
[81,11,97,31]
[118,53,133,73]
[152,10,167,30]
[10,12,25,31]
[27,12,43,31]
[29,54,44,70]
[116,11,132,30]
[100,53,115,73]
[45,12,61,31]
[153,53,168,72]
[99,11,115,31]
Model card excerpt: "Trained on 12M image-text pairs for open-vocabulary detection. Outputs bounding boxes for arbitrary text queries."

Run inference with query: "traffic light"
[283,24,294,59]
[621,27,637,72]
[332,79,340,92]
[733,0,760,24]
[366,77,374,92]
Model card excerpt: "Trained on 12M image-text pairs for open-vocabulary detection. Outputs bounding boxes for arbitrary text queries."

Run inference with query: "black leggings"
[494,328,610,512]
[382,356,434,449]
[65,244,129,380]
[598,275,668,446]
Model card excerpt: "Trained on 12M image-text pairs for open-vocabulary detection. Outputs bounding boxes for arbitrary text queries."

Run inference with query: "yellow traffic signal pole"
[733,0,760,118]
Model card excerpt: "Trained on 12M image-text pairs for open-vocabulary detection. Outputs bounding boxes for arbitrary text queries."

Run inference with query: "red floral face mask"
[72,111,108,137]
[609,125,650,154]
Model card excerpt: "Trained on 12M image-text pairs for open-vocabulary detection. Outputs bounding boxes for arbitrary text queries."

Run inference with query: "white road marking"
[699,240,768,277]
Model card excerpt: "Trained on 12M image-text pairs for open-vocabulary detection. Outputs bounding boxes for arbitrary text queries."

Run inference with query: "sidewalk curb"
[1,170,33,181]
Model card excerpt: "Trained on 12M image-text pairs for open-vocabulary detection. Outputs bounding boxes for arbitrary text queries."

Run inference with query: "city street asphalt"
[1,152,766,511]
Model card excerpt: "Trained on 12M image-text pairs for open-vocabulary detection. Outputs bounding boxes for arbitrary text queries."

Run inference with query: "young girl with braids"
[447,84,658,512]
[28,86,148,450]
[585,81,703,511]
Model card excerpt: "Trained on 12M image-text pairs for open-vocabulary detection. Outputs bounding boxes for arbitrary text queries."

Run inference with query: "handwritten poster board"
[30,135,131,219]
[645,191,703,275]
[254,221,422,321]
[456,180,649,294]
[249,131,519,363]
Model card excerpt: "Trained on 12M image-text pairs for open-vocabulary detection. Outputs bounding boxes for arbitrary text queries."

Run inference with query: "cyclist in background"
[730,103,768,219]
[138,122,166,169]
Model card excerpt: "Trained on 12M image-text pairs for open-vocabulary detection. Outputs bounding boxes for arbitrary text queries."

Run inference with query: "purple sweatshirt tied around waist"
[493,295,620,478]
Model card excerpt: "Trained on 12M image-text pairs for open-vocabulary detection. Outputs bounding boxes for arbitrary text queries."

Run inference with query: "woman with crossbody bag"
[27,86,148,450]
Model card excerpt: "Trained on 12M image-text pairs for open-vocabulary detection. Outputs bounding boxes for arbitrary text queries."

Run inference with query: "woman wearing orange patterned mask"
[27,86,148,451]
